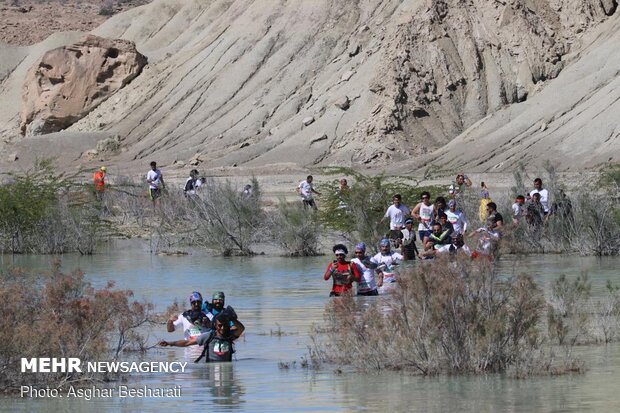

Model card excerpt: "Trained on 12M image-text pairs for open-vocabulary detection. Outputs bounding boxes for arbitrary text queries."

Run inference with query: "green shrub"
[0,160,109,254]
[317,168,443,253]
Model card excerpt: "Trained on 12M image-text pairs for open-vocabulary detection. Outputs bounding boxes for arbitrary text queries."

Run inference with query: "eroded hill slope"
[0,0,617,173]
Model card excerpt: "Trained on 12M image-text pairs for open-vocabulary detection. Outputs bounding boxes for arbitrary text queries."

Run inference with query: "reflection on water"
[1,245,620,412]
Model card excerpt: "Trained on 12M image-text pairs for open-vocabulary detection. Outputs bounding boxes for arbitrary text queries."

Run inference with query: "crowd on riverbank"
[81,161,617,259]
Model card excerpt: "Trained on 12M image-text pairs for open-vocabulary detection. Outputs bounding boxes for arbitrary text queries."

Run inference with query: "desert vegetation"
[310,256,620,377]
[318,168,443,255]
[0,159,616,257]
[0,262,155,389]
[501,163,620,256]
[0,160,109,254]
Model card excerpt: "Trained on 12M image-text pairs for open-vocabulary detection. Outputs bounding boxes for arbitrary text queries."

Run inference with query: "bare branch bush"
[264,198,321,256]
[0,263,155,390]
[591,281,620,343]
[311,256,562,376]
[546,273,592,346]
[312,254,620,377]
[105,176,151,228]
[502,163,619,256]
[149,179,263,255]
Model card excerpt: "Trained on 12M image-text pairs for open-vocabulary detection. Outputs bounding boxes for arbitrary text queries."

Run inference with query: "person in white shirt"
[166,292,211,340]
[446,199,468,237]
[381,194,410,247]
[296,175,321,210]
[146,161,165,205]
[529,178,550,214]
[400,218,419,260]
[184,169,199,196]
[448,172,473,199]
[372,238,403,286]
[351,242,379,296]
[411,191,434,244]
[512,195,526,225]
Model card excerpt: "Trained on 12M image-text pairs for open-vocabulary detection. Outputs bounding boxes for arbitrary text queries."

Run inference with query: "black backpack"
[194,331,235,363]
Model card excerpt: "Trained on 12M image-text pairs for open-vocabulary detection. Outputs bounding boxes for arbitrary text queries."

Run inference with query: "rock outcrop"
[20,34,146,136]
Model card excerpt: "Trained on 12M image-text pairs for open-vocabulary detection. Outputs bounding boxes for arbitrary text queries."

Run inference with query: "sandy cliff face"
[0,0,618,173]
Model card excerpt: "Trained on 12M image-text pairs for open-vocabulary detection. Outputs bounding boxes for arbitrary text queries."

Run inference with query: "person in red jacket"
[323,244,361,297]
[93,166,106,200]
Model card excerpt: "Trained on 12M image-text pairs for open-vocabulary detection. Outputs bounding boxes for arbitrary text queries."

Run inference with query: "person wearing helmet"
[204,291,227,317]
[203,291,241,331]
[350,242,379,296]
[93,166,106,200]
[166,291,211,340]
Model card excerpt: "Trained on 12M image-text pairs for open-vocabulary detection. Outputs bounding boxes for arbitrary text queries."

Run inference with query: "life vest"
[182,309,211,337]
[183,309,209,323]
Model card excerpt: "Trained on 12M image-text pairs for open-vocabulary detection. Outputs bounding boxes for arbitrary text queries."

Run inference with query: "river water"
[1,245,619,412]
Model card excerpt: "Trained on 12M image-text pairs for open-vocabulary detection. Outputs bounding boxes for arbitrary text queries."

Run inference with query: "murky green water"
[1,244,619,412]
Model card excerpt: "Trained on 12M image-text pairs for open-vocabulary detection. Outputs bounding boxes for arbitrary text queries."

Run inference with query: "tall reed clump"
[0,263,155,390]
[310,256,586,376]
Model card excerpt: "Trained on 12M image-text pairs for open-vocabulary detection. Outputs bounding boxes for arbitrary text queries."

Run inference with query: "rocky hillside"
[0,1,151,46]
[0,0,618,174]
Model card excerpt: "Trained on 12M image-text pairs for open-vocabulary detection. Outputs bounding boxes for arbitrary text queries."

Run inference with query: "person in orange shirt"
[93,166,106,200]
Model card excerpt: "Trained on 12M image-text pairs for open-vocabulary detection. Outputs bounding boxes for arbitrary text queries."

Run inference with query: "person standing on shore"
[479,182,491,224]
[512,195,526,225]
[529,178,550,215]
[147,161,165,206]
[184,169,199,197]
[297,175,321,210]
[446,199,467,241]
[400,218,419,260]
[93,166,106,201]
[449,172,472,199]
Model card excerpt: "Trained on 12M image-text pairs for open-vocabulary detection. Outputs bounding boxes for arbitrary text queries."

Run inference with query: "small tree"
[0,160,69,252]
[318,167,442,253]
